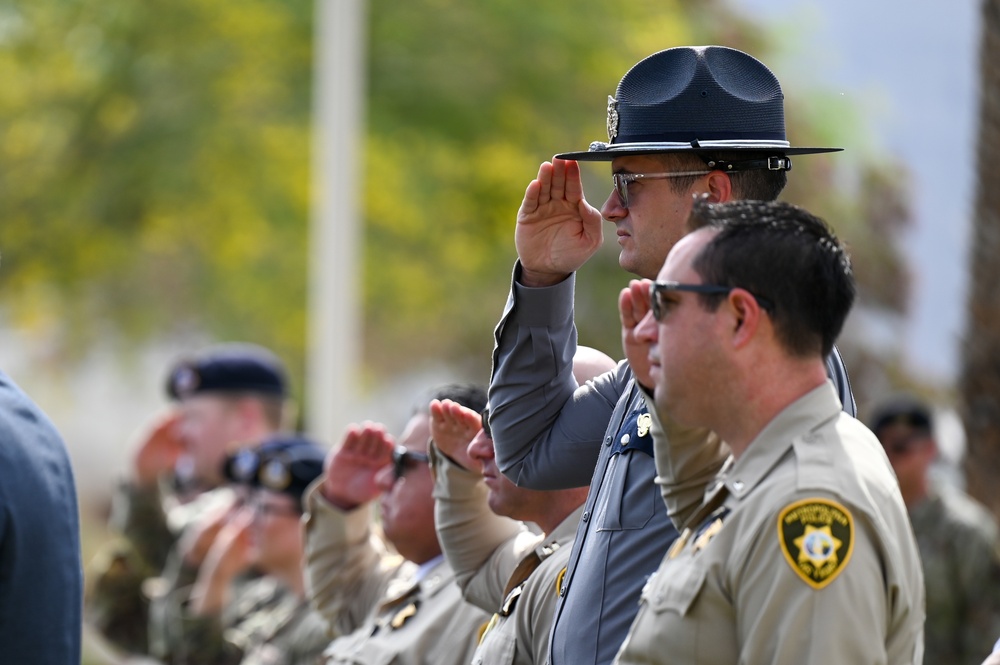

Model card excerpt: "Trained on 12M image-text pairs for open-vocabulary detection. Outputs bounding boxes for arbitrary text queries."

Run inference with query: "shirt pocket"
[472,619,517,665]
[595,451,658,531]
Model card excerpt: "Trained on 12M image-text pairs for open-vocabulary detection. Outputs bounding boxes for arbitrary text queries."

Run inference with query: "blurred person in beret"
[870,394,1000,665]
[304,383,492,665]
[86,342,294,658]
[488,45,855,664]
[151,435,331,665]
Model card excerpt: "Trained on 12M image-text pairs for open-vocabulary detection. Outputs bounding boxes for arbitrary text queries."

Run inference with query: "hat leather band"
[701,156,792,172]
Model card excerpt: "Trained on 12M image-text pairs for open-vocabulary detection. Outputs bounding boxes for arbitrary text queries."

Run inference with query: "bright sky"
[729,0,980,384]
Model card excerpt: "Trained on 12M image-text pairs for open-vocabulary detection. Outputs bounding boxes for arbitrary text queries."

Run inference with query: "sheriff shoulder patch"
[777,498,854,589]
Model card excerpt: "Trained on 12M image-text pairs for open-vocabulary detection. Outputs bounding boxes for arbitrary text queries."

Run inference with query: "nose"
[634,310,658,344]
[373,464,395,492]
[600,187,626,222]
[467,428,494,465]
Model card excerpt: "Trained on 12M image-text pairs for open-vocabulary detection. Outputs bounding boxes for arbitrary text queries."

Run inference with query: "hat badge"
[606,96,619,141]
[174,367,201,396]
[260,459,292,491]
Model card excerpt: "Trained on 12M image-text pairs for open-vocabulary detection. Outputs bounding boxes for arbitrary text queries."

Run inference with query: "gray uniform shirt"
[489,266,856,665]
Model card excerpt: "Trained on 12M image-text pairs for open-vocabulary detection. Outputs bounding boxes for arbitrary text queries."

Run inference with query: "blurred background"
[0,0,995,662]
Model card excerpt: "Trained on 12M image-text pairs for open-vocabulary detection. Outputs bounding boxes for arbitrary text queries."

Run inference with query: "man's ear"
[705,171,733,203]
[727,289,764,349]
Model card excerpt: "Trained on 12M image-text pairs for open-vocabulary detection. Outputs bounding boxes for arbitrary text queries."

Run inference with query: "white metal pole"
[307,0,366,445]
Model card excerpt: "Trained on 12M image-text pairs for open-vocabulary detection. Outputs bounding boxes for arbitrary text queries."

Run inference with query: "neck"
[534,492,587,535]
[900,477,930,510]
[716,358,828,458]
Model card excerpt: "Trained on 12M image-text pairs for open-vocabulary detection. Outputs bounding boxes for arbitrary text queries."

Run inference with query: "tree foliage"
[0,0,912,396]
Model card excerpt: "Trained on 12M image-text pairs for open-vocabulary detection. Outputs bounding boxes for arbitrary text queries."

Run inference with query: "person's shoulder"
[934,483,998,541]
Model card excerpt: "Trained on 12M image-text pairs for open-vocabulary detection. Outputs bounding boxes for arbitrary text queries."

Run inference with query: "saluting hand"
[321,422,394,510]
[515,158,604,287]
[130,410,185,488]
[620,279,655,391]
[429,399,482,472]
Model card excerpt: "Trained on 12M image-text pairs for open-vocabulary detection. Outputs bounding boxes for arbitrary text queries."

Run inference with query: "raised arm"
[303,423,404,637]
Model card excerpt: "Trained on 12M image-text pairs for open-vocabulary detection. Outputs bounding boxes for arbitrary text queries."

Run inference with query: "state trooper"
[615,199,924,663]
[303,383,491,665]
[488,45,853,665]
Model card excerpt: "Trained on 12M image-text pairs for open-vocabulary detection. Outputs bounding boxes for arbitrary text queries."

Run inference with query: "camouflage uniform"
[912,483,1000,665]
[151,561,328,665]
[86,479,194,654]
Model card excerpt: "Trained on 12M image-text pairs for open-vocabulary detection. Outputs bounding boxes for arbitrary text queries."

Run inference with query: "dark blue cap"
[869,394,934,437]
[223,434,325,501]
[165,343,288,400]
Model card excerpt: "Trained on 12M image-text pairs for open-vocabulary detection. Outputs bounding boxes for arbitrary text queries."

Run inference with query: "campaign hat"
[557,45,841,163]
[165,343,288,400]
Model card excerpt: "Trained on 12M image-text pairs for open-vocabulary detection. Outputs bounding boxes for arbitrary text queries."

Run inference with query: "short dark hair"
[420,383,488,416]
[661,152,788,202]
[687,199,855,358]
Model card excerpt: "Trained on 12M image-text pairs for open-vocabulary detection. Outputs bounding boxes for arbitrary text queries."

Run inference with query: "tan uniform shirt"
[431,447,581,665]
[616,382,925,665]
[303,482,489,665]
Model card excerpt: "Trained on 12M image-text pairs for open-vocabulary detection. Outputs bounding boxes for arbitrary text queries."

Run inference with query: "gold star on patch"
[794,525,843,567]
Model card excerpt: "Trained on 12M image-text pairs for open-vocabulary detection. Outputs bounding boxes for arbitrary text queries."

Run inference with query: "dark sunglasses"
[650,280,774,321]
[480,407,492,440]
[391,445,430,481]
[612,170,710,208]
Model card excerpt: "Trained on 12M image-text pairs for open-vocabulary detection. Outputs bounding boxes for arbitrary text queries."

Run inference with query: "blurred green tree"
[0,0,911,399]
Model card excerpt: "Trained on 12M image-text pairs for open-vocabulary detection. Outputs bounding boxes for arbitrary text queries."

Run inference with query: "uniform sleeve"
[302,480,400,638]
[488,263,623,490]
[85,481,176,655]
[431,445,533,612]
[642,388,730,529]
[732,494,921,664]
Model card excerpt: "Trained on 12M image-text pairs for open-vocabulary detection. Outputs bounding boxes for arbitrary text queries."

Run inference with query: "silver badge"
[173,366,200,396]
[606,96,619,141]
[260,458,291,490]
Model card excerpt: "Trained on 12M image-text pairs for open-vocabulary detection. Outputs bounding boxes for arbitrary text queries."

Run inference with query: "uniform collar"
[723,381,842,500]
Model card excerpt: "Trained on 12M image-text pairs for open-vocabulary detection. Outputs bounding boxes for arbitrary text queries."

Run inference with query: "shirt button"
[733,480,744,491]
[582,510,590,521]
[620,433,631,445]
[605,435,612,446]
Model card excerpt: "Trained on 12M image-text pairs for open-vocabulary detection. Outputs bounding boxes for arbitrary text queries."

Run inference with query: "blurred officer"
[431,347,616,665]
[304,384,491,665]
[0,371,83,663]
[615,199,924,663]
[153,434,330,665]
[488,45,853,665]
[870,395,1000,665]
[87,342,292,656]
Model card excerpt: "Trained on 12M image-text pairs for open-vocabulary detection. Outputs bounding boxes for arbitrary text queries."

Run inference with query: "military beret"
[165,343,288,400]
[868,394,934,437]
[223,434,325,501]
